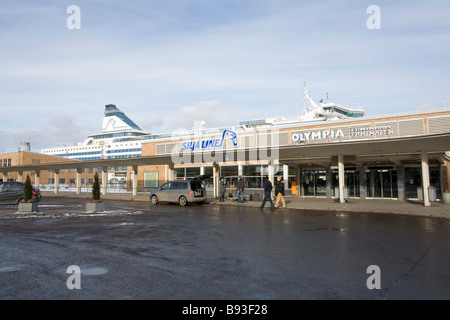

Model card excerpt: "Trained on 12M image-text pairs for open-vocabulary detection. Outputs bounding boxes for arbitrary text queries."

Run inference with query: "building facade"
[1,108,450,207]
[133,108,450,203]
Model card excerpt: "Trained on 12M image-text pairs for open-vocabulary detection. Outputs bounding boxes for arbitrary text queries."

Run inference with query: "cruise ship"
[40,87,366,161]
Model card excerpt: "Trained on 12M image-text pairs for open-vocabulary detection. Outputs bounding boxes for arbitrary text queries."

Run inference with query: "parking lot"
[0,196,449,302]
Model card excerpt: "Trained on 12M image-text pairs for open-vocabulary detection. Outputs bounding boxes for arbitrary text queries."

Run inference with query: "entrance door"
[345,170,360,197]
[366,169,398,198]
[404,166,442,199]
[301,170,327,197]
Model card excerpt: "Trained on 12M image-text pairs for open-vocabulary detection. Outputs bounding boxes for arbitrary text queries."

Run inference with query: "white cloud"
[0,0,449,153]
[0,116,95,153]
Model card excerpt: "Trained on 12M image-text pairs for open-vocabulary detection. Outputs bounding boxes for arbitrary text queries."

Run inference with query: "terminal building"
[1,88,450,206]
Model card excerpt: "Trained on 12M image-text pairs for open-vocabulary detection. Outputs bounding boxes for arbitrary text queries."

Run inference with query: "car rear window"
[190,181,203,190]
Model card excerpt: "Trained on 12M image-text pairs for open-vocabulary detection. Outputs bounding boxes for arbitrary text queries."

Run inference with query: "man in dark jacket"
[237,176,245,203]
[274,176,287,209]
[260,177,274,210]
[219,177,226,202]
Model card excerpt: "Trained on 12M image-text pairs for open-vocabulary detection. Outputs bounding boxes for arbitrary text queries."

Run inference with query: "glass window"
[242,165,265,189]
[185,167,200,178]
[160,182,171,190]
[220,166,238,177]
[203,167,214,189]
[174,168,185,179]
[170,181,183,189]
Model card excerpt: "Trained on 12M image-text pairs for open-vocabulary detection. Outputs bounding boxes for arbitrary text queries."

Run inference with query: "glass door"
[345,170,360,197]
[405,167,420,198]
[301,170,327,197]
[366,168,398,199]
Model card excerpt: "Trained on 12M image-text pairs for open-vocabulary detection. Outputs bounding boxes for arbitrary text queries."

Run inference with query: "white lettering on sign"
[291,125,395,143]
[292,129,345,142]
[349,125,394,137]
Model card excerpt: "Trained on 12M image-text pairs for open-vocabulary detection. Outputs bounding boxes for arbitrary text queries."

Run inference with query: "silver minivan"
[149,179,207,206]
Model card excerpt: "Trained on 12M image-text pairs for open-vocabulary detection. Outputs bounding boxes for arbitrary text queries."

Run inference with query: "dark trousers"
[260,191,274,209]
[219,192,225,202]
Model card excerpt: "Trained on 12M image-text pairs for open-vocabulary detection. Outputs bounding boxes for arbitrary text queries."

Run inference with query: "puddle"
[0,265,25,272]
[81,267,108,276]
[304,227,345,232]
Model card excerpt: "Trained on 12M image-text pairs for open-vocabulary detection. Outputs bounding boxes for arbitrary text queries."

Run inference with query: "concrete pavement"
[41,191,450,220]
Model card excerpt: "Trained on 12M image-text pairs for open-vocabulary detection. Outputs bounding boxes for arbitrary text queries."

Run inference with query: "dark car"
[149,177,208,206]
[0,181,42,204]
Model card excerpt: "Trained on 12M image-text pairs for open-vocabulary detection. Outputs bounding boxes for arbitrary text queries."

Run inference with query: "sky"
[1,0,449,153]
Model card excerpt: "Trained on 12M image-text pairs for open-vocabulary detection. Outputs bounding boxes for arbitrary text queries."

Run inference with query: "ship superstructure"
[41,87,366,161]
[239,86,365,129]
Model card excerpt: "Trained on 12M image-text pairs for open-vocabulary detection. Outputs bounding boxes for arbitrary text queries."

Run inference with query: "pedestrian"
[237,176,245,203]
[219,177,226,202]
[260,176,274,210]
[274,176,287,209]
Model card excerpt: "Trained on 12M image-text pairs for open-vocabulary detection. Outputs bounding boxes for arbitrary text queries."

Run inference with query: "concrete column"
[268,163,275,185]
[200,166,205,176]
[446,161,450,193]
[325,167,332,198]
[54,170,60,194]
[132,166,138,196]
[213,164,219,198]
[283,164,289,193]
[238,162,243,176]
[166,164,174,182]
[18,171,23,182]
[102,167,108,195]
[2,172,7,182]
[76,168,82,195]
[35,171,40,187]
[421,151,431,207]
[338,154,345,203]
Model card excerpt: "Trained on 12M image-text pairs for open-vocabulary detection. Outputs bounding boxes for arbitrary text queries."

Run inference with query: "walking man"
[237,176,245,203]
[274,176,287,209]
[219,177,226,202]
[260,176,274,210]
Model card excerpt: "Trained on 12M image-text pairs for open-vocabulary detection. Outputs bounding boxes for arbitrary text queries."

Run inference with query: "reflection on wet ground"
[0,197,449,300]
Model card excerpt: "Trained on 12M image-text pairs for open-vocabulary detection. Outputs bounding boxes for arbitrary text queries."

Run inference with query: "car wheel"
[179,196,187,206]
[151,195,159,205]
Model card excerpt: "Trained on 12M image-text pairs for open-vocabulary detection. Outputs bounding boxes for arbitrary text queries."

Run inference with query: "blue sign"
[181,129,238,151]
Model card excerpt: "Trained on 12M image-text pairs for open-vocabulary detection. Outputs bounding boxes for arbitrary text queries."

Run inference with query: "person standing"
[260,176,274,210]
[219,177,226,202]
[237,176,245,203]
[274,176,287,209]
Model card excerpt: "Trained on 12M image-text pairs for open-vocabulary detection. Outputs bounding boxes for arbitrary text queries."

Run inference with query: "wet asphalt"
[0,197,449,300]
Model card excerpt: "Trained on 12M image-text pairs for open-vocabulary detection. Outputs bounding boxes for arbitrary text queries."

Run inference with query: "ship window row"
[53,151,102,157]
[322,107,364,117]
[89,131,147,140]
[107,155,142,159]
[106,148,142,154]
[44,147,100,153]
